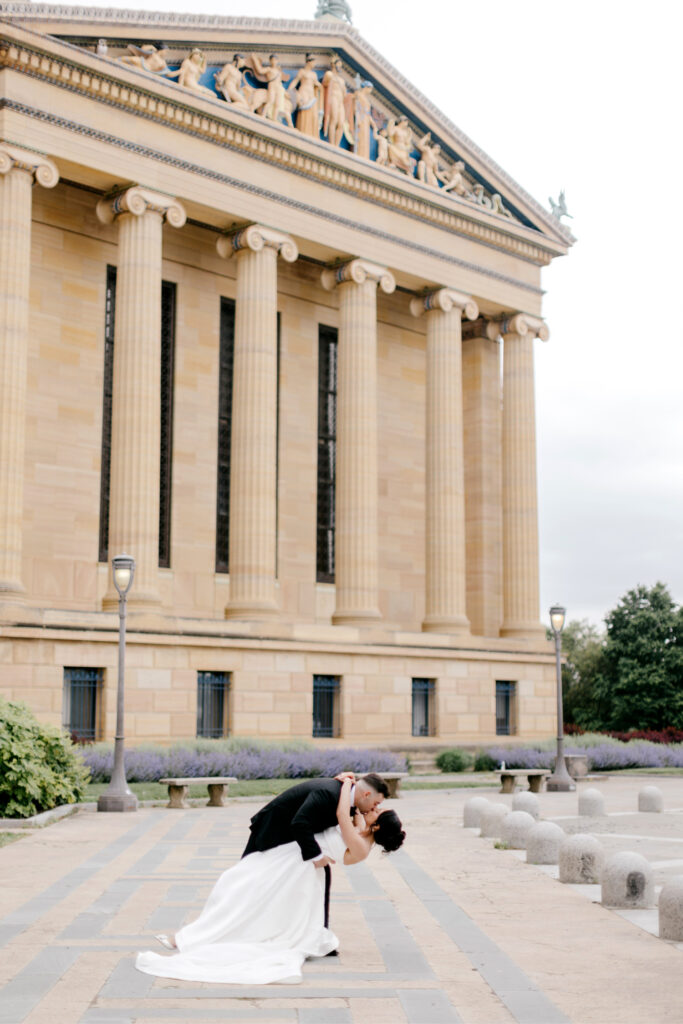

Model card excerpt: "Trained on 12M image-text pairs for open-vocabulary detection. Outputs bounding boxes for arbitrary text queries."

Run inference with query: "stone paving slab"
[1,777,683,1023]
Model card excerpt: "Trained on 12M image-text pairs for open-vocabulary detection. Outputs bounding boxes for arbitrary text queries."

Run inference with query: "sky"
[65,0,683,629]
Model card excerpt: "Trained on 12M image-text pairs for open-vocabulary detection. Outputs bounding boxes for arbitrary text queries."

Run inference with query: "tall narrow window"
[412,678,436,737]
[159,281,177,568]
[316,326,337,582]
[313,675,340,738]
[63,667,102,742]
[98,266,116,563]
[197,671,231,738]
[496,681,516,736]
[215,298,235,573]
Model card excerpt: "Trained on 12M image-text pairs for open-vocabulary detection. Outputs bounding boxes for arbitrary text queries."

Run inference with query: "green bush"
[0,698,90,818]
[435,748,471,773]
[473,750,497,772]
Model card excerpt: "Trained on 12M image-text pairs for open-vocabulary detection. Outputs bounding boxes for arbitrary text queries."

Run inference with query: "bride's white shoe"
[154,934,176,950]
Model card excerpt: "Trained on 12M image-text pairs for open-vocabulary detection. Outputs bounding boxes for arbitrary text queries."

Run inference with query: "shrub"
[473,750,497,772]
[435,748,471,773]
[0,698,90,818]
[80,741,407,783]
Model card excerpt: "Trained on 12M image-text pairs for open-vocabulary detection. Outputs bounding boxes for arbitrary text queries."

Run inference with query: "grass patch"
[402,779,496,790]
[604,767,683,776]
[0,832,24,848]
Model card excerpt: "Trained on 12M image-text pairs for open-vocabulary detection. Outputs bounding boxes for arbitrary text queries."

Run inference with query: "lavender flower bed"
[80,743,407,783]
[482,740,683,771]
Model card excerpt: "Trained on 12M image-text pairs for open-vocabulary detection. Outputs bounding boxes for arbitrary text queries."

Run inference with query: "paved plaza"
[1,777,683,1024]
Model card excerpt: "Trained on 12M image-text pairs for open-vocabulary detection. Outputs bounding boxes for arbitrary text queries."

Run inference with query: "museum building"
[0,2,574,747]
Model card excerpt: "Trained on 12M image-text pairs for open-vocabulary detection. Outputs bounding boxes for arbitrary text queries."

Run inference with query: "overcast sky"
[75,0,683,629]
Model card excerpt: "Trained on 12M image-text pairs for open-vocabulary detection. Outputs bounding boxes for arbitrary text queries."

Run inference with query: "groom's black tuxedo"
[242,777,343,862]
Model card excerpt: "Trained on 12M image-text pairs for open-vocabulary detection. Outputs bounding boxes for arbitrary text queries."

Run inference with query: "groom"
[242,773,389,938]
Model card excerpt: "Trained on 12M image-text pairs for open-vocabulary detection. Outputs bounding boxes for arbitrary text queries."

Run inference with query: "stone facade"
[0,7,573,747]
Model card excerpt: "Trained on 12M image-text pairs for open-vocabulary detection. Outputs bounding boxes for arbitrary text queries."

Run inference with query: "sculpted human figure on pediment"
[322,56,348,147]
[416,132,441,187]
[440,159,468,196]
[177,48,215,98]
[386,116,414,174]
[215,54,250,109]
[118,42,181,79]
[351,80,374,159]
[289,54,322,138]
[245,53,294,127]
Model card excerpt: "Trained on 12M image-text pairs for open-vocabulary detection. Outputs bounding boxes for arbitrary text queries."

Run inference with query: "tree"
[591,583,683,731]
[559,619,605,729]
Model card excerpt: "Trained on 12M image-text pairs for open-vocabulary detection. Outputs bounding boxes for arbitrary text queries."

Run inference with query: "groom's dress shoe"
[325,949,339,957]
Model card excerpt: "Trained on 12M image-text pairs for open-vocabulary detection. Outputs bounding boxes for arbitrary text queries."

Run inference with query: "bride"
[135,776,405,985]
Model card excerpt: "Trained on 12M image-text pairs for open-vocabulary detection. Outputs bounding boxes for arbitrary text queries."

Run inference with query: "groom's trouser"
[323,864,331,927]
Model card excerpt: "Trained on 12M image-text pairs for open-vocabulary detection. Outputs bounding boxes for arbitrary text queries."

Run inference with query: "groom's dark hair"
[358,773,390,798]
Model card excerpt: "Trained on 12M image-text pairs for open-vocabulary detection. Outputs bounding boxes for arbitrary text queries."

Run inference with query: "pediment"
[0,5,573,255]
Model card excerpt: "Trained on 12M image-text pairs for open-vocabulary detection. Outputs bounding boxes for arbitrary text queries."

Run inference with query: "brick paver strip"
[0,947,81,1024]
[398,988,463,1023]
[393,851,570,1024]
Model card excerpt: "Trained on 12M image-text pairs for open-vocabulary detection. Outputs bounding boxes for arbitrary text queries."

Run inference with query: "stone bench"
[376,772,409,798]
[159,777,238,809]
[499,769,550,794]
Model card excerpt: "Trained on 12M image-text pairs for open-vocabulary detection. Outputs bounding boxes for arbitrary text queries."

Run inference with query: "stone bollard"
[501,810,536,849]
[526,821,564,864]
[512,791,540,820]
[559,833,605,884]
[463,796,489,828]
[578,788,605,816]
[638,786,663,813]
[479,802,509,838]
[601,851,654,908]
[659,877,683,940]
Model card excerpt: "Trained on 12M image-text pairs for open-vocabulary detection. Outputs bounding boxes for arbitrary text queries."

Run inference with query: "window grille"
[313,675,340,738]
[412,678,435,737]
[98,266,116,563]
[197,671,231,738]
[496,681,516,736]
[316,326,338,582]
[159,281,177,568]
[63,667,102,742]
[215,298,235,573]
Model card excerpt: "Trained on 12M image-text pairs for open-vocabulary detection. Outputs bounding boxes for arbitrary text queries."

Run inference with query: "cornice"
[0,30,560,273]
[0,7,574,249]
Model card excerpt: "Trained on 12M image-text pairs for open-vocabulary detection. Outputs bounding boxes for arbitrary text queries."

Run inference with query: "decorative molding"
[410,287,478,321]
[499,312,550,342]
[321,258,395,294]
[95,184,186,226]
[0,33,561,269]
[216,222,298,263]
[0,6,574,247]
[0,140,58,186]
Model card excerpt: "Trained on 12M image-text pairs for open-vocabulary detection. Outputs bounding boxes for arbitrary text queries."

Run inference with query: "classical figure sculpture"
[386,116,414,174]
[490,193,513,218]
[215,54,250,109]
[351,81,374,159]
[289,54,322,138]
[322,56,348,147]
[374,126,389,166]
[440,159,469,195]
[315,0,353,23]
[416,132,441,187]
[245,53,294,127]
[119,42,180,78]
[177,49,216,97]
[96,39,108,57]
[549,189,572,221]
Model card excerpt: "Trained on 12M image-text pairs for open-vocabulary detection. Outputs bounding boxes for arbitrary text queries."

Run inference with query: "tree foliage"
[0,698,90,818]
[561,583,683,732]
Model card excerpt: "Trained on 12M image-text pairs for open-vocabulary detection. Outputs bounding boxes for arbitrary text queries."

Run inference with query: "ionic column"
[0,144,58,600]
[321,259,395,625]
[500,313,549,639]
[97,187,186,611]
[216,224,298,619]
[411,288,478,634]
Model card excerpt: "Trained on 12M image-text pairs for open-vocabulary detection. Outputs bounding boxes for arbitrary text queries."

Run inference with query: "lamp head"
[112,553,135,598]
[549,604,566,635]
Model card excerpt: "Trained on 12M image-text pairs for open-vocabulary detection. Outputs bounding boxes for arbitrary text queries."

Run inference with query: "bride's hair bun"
[373,809,405,853]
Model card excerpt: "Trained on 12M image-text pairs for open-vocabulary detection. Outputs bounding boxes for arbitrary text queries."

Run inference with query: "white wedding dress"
[135,825,347,985]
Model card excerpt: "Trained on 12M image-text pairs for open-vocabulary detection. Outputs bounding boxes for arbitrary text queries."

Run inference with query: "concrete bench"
[159,777,238,809]
[499,768,550,794]
[376,772,409,799]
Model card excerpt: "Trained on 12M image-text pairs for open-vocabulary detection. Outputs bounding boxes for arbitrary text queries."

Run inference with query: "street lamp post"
[98,554,138,812]
[545,603,576,792]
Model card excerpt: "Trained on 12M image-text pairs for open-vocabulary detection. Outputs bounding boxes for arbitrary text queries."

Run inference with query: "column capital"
[462,317,501,342]
[96,186,186,228]
[321,258,395,295]
[0,142,58,188]
[499,313,550,342]
[410,287,478,321]
[216,223,298,263]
